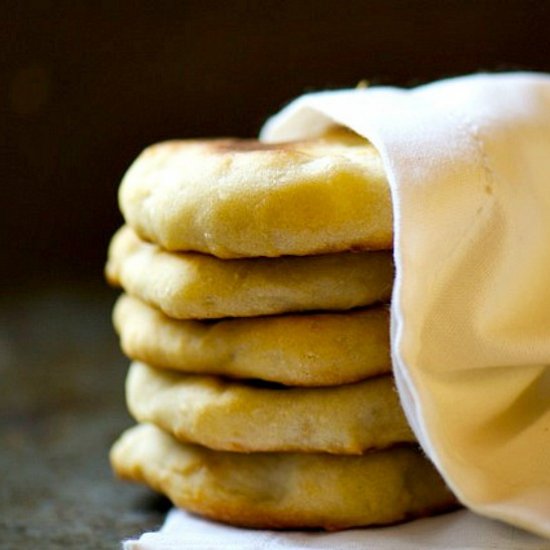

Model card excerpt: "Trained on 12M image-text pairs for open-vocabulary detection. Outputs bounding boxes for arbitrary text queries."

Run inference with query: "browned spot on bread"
[209,138,301,153]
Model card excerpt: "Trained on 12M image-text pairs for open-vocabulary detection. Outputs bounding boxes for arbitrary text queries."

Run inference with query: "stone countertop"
[0,284,167,549]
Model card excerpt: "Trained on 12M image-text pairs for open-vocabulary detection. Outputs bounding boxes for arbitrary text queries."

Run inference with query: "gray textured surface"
[0,285,167,549]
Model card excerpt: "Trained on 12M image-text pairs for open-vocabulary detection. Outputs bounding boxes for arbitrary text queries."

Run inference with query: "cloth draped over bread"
[261,73,550,538]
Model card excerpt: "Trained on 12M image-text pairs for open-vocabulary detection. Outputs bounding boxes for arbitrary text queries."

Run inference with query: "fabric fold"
[261,73,550,538]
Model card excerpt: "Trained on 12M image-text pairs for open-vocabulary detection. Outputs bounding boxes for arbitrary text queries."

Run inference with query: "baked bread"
[111,424,457,530]
[126,362,414,453]
[106,226,394,319]
[118,127,392,258]
[114,294,391,386]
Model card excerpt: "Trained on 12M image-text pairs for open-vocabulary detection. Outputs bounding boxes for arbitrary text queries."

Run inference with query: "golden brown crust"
[125,362,415,453]
[113,294,391,386]
[111,425,458,530]
[118,128,392,258]
[106,226,394,319]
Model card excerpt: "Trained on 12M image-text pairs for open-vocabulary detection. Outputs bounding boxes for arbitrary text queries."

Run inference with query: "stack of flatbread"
[106,127,457,529]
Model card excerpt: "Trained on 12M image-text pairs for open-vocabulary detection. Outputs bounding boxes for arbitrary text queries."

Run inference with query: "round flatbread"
[114,294,391,386]
[126,362,414,454]
[106,226,394,319]
[118,127,392,258]
[111,424,457,530]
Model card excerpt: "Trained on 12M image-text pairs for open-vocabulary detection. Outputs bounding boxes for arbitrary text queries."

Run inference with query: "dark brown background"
[2,0,550,287]
[1,2,550,547]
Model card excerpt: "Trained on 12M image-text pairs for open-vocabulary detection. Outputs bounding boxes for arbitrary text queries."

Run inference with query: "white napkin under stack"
[124,73,550,548]
[124,508,548,549]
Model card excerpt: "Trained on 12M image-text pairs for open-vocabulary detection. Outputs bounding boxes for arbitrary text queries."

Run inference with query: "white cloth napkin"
[261,73,550,539]
[124,73,550,547]
[123,508,548,549]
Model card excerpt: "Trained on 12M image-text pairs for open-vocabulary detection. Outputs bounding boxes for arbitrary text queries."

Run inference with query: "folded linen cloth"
[262,72,550,538]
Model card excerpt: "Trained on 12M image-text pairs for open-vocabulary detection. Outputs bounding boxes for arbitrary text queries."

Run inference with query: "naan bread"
[119,127,392,258]
[111,424,457,530]
[126,362,414,453]
[114,295,391,386]
[106,226,394,319]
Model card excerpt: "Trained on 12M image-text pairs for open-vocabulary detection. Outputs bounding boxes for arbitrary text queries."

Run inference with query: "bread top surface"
[119,127,392,258]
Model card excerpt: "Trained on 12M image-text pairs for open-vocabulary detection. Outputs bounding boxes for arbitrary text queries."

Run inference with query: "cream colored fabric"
[106,226,394,319]
[114,294,391,386]
[262,73,550,537]
[118,128,392,258]
[125,362,414,453]
[111,424,457,530]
